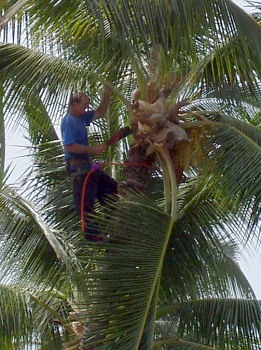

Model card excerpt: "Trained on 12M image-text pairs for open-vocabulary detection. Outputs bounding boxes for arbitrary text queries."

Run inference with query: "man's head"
[69,92,90,116]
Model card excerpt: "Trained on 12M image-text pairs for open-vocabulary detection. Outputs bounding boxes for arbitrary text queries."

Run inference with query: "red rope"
[80,163,101,232]
[80,161,151,233]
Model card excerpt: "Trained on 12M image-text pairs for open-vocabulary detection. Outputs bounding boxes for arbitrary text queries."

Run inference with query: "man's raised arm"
[93,83,112,120]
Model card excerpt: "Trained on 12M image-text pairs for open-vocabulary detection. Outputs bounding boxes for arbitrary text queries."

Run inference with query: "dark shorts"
[72,168,118,216]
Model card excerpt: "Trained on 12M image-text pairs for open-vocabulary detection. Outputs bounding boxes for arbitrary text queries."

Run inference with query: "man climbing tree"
[61,85,118,240]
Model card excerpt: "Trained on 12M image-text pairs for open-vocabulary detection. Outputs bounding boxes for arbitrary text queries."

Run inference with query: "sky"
[4,0,261,299]
[233,0,256,12]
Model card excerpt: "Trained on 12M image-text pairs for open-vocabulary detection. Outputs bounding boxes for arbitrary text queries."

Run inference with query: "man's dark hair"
[69,92,88,106]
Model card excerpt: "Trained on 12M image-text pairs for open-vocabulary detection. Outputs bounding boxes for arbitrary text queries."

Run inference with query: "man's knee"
[105,177,118,196]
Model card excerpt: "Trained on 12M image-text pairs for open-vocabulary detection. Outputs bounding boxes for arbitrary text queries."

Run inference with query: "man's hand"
[90,143,108,155]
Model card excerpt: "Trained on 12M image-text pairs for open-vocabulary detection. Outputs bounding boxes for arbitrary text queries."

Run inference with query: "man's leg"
[72,174,97,215]
[72,173,101,240]
[96,170,118,205]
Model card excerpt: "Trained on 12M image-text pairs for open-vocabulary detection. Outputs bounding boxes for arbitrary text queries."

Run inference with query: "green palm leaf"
[156,298,261,349]
[0,1,260,349]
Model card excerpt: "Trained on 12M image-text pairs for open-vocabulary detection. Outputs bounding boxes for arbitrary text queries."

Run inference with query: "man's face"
[73,95,90,115]
[78,95,89,114]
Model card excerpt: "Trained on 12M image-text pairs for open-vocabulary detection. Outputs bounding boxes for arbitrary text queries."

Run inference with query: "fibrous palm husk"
[124,46,208,191]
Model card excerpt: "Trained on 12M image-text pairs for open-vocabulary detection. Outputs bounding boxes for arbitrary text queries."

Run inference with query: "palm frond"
[0,0,31,34]
[156,298,261,349]
[0,183,82,284]
[0,281,74,350]
[0,83,4,187]
[0,1,260,349]
[0,283,35,349]
[160,179,256,301]
[154,337,216,349]
[71,195,175,349]
[201,122,261,232]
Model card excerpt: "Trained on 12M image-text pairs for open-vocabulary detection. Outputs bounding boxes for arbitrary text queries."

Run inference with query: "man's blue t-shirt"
[61,110,95,164]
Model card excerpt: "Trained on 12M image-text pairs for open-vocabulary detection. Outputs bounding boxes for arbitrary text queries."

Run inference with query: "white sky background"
[4,0,261,299]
